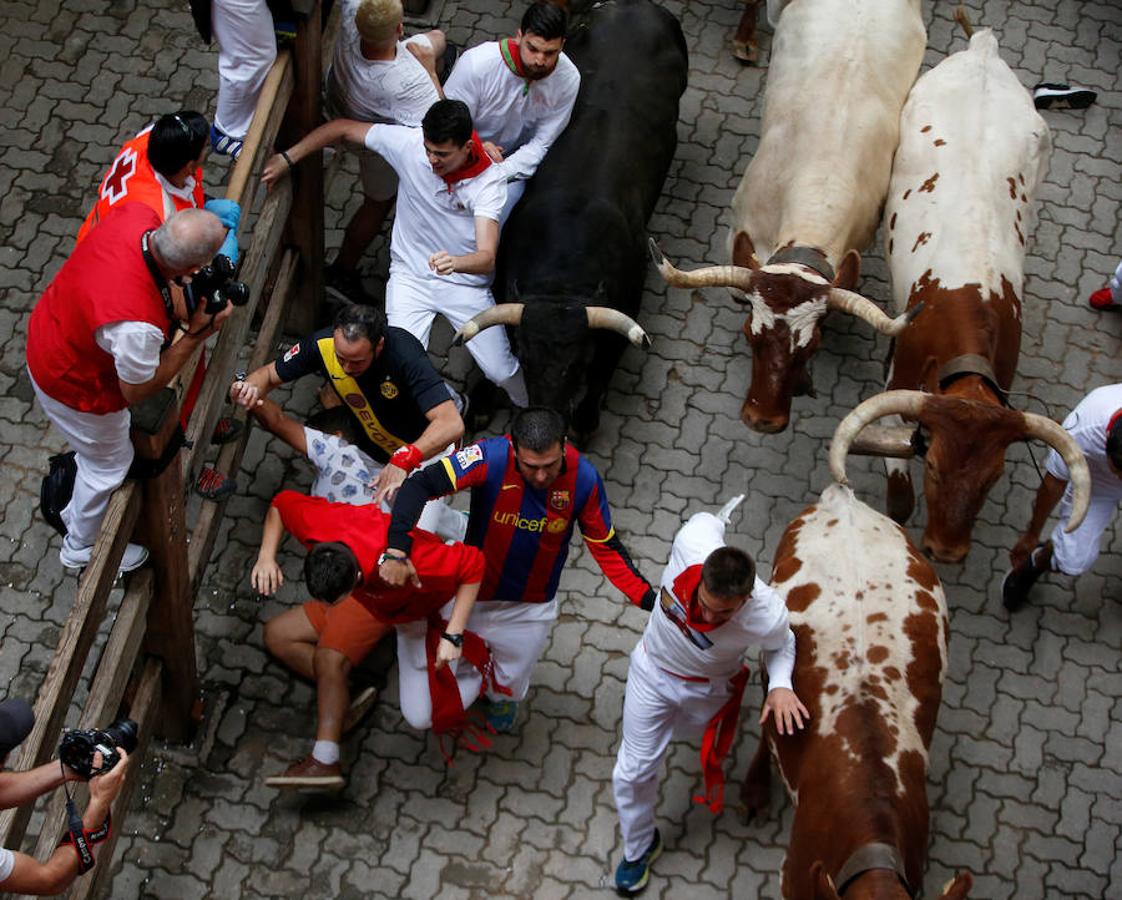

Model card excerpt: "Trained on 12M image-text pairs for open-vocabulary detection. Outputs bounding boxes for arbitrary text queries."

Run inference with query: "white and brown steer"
[653,0,926,433]
[742,485,972,899]
[851,20,1056,563]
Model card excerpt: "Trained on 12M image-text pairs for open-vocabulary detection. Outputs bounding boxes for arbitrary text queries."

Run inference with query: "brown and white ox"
[652,0,926,433]
[832,24,1076,563]
[742,484,972,900]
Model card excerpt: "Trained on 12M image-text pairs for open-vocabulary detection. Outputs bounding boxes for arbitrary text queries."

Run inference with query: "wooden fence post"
[283,0,325,333]
[130,389,199,742]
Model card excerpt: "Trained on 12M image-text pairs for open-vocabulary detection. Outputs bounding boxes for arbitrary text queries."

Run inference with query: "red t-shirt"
[272,491,484,622]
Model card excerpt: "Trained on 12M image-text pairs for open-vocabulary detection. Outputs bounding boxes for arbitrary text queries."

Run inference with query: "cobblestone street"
[0,0,1119,897]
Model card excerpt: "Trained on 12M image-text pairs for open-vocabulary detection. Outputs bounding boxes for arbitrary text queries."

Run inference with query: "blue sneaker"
[615,829,662,895]
[210,124,243,160]
[484,699,519,733]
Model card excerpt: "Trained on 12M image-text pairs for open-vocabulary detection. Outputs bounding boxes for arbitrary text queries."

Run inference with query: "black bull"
[487,0,687,439]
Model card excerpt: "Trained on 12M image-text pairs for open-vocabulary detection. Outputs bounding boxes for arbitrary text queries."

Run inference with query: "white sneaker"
[60,542,149,573]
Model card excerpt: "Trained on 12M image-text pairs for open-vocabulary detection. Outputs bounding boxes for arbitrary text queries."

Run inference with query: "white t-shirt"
[363,124,507,287]
[1045,383,1122,501]
[326,5,439,126]
[304,426,381,504]
[94,321,164,385]
[641,511,796,689]
[444,40,580,184]
[0,845,14,884]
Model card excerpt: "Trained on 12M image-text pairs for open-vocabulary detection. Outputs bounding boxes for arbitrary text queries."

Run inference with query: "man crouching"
[252,489,485,790]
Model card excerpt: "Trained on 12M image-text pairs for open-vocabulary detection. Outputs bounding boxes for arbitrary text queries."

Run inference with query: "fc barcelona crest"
[380,379,399,399]
[549,490,570,511]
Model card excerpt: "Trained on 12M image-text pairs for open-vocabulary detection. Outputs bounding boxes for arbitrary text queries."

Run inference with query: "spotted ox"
[651,0,926,433]
[833,23,1063,562]
[742,485,972,900]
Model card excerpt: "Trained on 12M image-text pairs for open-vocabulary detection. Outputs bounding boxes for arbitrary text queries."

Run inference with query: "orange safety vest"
[76,126,204,245]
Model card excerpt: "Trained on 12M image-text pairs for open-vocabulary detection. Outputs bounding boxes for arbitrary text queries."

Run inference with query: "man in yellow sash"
[231,304,463,504]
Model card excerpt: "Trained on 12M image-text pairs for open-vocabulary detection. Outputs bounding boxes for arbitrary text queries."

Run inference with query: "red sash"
[423,615,511,737]
[693,665,751,814]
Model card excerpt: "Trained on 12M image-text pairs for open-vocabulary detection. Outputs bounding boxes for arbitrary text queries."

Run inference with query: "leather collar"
[766,246,836,283]
[936,353,1008,407]
[834,842,914,898]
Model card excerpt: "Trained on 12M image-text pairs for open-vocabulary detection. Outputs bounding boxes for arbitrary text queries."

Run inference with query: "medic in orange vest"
[75,111,244,498]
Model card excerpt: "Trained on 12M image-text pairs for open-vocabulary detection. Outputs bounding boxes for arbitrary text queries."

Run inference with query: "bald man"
[27,204,233,572]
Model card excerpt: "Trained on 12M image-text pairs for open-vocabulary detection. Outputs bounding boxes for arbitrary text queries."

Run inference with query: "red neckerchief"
[499,37,531,95]
[441,131,492,189]
[1107,409,1122,446]
[672,565,723,633]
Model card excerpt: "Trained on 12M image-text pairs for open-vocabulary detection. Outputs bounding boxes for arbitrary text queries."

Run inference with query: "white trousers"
[386,270,528,406]
[213,0,277,139]
[612,642,731,861]
[395,599,555,729]
[1050,481,1122,576]
[30,371,134,554]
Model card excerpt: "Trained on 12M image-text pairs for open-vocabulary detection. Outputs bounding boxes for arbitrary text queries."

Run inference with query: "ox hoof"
[739,781,771,823]
[732,40,760,65]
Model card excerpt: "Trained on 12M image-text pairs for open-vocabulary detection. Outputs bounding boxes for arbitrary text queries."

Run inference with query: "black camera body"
[186,253,251,316]
[59,718,138,778]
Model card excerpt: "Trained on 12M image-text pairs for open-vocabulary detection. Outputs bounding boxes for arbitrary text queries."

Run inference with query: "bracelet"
[440,631,464,648]
[378,550,408,567]
[280,149,295,171]
[390,443,424,472]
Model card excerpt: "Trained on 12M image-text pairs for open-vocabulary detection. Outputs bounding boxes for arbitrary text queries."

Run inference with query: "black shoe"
[1001,549,1046,611]
[1032,83,1097,110]
[324,263,372,306]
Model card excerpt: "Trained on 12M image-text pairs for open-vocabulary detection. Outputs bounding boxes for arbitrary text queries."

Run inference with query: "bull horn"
[648,238,756,292]
[848,425,919,459]
[586,306,651,349]
[452,303,525,346]
[830,390,929,484]
[1020,412,1091,533]
[827,288,924,336]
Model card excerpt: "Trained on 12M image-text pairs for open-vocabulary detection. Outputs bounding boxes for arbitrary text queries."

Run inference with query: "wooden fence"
[0,3,329,895]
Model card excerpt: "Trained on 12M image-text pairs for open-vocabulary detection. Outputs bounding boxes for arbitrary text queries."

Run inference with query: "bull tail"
[954,5,974,39]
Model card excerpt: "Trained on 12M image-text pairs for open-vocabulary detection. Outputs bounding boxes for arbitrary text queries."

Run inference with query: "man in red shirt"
[78,110,243,499]
[252,489,488,790]
[27,203,232,572]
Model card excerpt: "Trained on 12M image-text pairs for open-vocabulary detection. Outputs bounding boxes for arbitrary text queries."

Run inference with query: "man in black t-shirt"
[231,304,463,504]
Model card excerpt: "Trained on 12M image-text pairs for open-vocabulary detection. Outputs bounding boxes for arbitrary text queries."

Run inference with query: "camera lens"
[104,719,139,754]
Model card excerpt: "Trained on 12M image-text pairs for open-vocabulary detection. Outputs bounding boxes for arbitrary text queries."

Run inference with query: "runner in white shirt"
[444,1,580,221]
[264,100,529,407]
[323,0,446,300]
[1003,383,1122,610]
[611,496,809,895]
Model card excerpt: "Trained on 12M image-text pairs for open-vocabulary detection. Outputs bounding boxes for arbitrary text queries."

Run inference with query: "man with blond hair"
[322,0,448,302]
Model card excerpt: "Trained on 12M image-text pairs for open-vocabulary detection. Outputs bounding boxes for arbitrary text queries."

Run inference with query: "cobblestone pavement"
[1,0,1119,897]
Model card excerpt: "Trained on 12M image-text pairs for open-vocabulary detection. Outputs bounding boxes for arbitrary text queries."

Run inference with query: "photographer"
[27,203,232,574]
[0,700,129,896]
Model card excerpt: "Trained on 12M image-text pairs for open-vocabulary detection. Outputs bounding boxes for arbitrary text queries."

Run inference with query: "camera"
[59,718,138,778]
[186,253,251,316]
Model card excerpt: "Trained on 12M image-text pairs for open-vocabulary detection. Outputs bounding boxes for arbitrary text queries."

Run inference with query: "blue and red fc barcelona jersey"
[440,437,647,605]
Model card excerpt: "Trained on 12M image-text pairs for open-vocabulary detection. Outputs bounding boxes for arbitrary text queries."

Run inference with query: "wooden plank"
[226,50,295,209]
[27,571,154,871]
[66,659,163,900]
[0,482,141,850]
[282,0,325,334]
[181,179,293,481]
[133,399,197,742]
[187,250,298,595]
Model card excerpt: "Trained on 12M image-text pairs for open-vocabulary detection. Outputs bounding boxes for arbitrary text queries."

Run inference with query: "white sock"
[312,740,340,765]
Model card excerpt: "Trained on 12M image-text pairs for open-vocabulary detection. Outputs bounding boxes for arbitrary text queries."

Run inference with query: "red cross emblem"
[101,148,139,204]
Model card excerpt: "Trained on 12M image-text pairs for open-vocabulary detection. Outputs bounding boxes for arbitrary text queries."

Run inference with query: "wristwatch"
[440,631,464,648]
[378,551,408,567]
